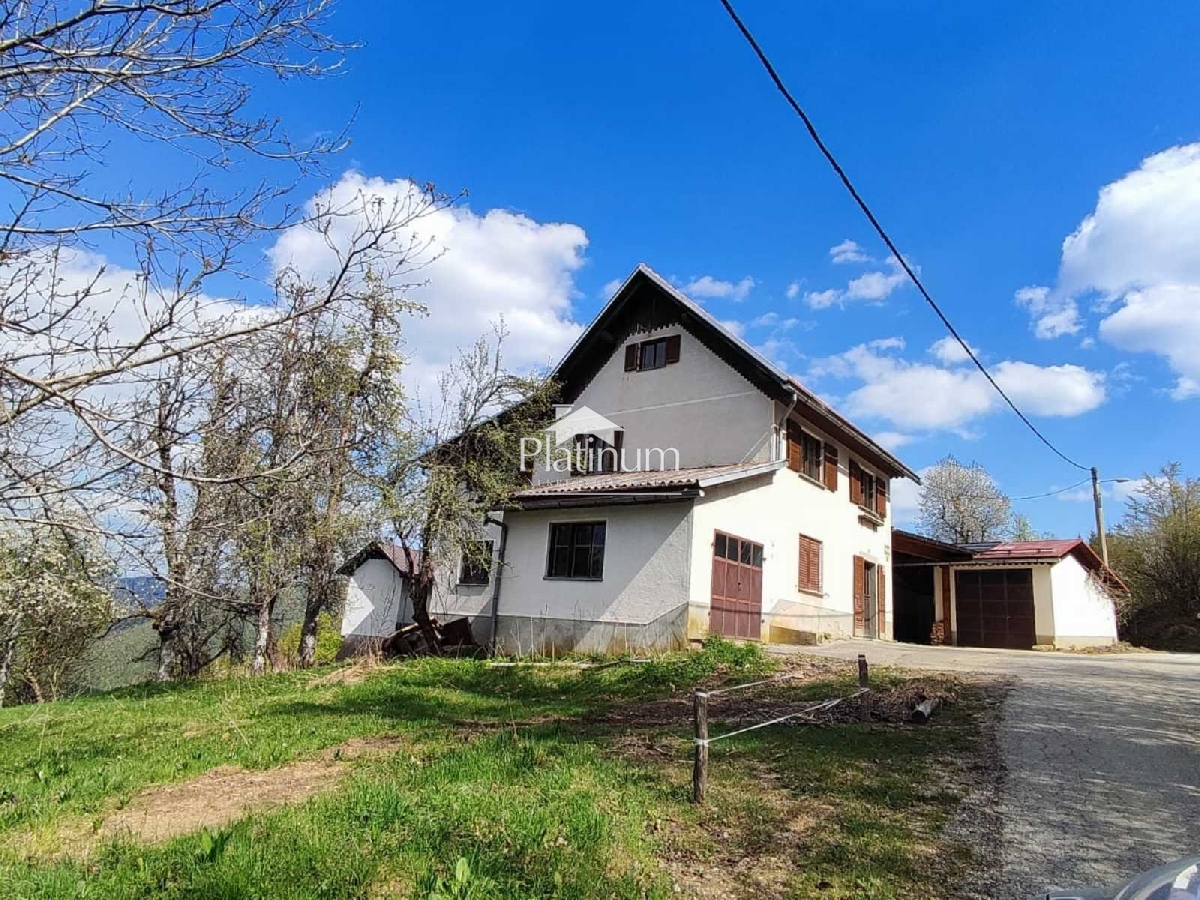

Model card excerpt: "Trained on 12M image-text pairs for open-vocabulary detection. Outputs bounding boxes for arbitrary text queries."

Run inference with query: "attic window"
[624,334,681,372]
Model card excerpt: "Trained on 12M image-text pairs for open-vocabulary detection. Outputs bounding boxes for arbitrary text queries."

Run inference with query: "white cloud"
[785,280,802,300]
[269,171,588,398]
[990,361,1107,417]
[874,431,917,451]
[868,336,905,351]
[830,239,870,264]
[1013,285,1080,339]
[808,341,1106,435]
[805,256,909,308]
[1098,284,1200,399]
[601,277,624,298]
[1026,143,1200,396]
[804,288,843,309]
[683,275,755,302]
[928,336,977,365]
[845,259,907,301]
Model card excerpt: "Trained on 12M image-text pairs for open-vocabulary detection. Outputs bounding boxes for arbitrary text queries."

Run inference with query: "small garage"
[953,568,1035,650]
[891,529,1125,650]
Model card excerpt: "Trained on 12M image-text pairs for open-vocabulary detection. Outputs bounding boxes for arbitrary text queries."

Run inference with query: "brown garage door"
[710,531,763,640]
[954,568,1035,649]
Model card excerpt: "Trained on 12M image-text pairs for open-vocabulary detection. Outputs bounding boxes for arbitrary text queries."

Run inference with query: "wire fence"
[691,653,871,803]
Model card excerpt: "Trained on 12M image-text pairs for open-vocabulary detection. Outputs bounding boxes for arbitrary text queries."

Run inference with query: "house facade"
[891,530,1123,649]
[421,264,918,653]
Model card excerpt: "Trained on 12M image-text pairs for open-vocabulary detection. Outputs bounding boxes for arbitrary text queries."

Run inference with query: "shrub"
[278,612,343,666]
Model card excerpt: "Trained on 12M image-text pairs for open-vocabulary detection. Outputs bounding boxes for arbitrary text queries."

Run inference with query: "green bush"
[278,612,343,666]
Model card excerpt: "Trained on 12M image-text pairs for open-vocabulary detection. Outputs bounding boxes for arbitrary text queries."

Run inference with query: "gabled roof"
[336,541,422,577]
[892,529,1128,592]
[552,264,919,482]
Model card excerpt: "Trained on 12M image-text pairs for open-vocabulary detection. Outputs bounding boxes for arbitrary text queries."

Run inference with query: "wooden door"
[954,568,1036,649]
[710,531,763,640]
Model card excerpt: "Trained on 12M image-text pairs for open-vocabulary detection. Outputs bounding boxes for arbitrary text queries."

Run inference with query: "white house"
[416,263,920,653]
[891,530,1124,649]
[336,542,419,654]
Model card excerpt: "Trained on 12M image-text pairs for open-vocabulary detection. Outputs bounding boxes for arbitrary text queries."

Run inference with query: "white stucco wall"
[341,557,411,638]
[1048,554,1119,646]
[494,501,693,626]
[431,520,502,626]
[532,325,776,484]
[689,450,892,642]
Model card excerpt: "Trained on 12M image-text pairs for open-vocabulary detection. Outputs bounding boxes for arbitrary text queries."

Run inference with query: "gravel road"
[791,640,1200,898]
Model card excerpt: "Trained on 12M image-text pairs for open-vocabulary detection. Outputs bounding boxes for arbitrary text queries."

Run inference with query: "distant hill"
[115,575,166,610]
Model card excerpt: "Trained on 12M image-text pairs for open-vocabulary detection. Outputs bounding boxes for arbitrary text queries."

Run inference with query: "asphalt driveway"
[790,640,1200,898]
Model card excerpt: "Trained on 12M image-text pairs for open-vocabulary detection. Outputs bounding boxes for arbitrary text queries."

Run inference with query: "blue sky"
[105,1,1200,536]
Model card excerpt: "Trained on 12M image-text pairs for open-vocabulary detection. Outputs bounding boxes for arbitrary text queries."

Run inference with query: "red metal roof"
[969,540,1084,561]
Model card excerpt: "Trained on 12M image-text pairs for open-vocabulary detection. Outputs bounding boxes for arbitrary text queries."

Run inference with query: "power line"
[715,0,1090,473]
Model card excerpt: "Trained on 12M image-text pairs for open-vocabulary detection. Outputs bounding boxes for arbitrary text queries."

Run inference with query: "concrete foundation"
[493,604,688,655]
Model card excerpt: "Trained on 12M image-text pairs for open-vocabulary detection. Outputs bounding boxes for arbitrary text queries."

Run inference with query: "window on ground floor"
[458,540,494,586]
[798,534,822,592]
[546,522,606,580]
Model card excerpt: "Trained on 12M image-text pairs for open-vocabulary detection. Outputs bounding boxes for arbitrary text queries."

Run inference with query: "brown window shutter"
[877,565,887,636]
[797,536,805,591]
[823,443,838,491]
[849,459,862,505]
[623,343,639,372]
[875,477,887,517]
[664,334,681,364]
[786,422,801,473]
[798,535,821,592]
[852,555,865,635]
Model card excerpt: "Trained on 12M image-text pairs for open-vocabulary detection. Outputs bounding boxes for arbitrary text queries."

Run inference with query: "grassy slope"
[0,643,989,900]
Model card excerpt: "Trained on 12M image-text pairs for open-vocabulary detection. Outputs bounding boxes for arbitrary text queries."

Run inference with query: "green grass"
[0,640,990,900]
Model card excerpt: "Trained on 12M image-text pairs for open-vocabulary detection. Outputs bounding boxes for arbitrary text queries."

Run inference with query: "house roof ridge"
[558,264,919,482]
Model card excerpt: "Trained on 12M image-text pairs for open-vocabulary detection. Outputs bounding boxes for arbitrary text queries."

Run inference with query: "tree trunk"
[409,568,442,655]
[0,617,20,709]
[298,617,319,667]
[251,595,275,675]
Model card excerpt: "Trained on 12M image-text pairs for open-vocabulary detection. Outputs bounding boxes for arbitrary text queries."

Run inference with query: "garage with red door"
[954,568,1036,650]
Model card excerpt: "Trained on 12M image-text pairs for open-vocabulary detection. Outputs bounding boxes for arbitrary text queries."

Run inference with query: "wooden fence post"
[692,690,709,803]
[857,654,869,688]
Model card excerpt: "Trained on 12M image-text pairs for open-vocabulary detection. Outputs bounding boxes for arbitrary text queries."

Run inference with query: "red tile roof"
[336,541,422,577]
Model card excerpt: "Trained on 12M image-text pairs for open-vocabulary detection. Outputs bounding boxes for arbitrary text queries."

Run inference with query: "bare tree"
[0,1,454,539]
[385,329,556,652]
[917,455,1014,544]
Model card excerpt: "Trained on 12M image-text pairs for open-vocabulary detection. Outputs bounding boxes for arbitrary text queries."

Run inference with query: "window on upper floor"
[623,334,681,372]
[787,422,829,485]
[571,432,624,475]
[849,458,888,519]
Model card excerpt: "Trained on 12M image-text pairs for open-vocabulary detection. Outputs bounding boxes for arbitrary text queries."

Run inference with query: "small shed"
[336,542,422,654]
[892,530,1126,650]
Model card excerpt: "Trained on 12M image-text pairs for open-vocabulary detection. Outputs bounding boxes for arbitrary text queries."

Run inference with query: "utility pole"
[1092,466,1109,565]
